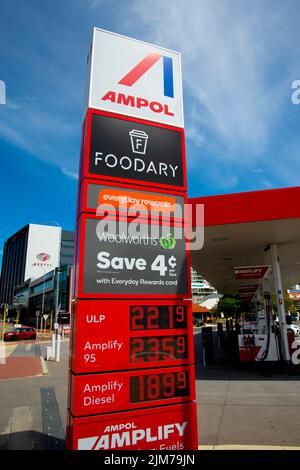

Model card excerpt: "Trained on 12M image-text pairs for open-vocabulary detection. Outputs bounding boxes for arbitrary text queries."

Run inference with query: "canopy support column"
[270,244,290,362]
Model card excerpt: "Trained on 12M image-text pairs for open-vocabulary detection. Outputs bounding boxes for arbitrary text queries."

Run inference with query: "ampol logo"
[102,53,174,117]
[101,52,175,117]
[36,252,50,262]
[88,29,183,126]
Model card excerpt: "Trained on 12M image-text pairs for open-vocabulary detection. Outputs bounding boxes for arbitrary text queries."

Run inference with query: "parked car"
[4,327,36,341]
[288,324,300,336]
[275,320,300,337]
[193,318,204,327]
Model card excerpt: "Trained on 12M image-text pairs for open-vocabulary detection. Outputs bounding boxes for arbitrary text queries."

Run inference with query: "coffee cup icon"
[129,129,148,155]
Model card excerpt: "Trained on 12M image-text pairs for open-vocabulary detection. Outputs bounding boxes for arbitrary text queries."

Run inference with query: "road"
[1,335,300,450]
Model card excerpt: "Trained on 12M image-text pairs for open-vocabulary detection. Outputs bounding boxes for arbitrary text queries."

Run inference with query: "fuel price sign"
[70,300,194,374]
[69,365,195,416]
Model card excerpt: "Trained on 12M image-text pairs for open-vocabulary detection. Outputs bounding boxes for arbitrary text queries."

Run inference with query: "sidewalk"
[0,340,49,380]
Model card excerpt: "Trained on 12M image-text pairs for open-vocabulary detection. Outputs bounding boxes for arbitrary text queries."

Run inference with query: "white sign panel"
[24,225,61,281]
[86,28,184,128]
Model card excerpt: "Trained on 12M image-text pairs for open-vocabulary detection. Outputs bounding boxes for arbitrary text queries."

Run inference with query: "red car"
[4,327,36,341]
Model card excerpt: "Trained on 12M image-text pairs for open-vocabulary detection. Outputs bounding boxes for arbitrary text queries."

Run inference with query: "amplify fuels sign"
[85,28,184,127]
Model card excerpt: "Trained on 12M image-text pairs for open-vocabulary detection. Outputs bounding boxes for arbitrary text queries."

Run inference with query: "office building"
[191,267,220,309]
[0,224,74,306]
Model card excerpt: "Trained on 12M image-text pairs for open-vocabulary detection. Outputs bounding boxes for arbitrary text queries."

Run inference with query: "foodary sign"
[85,29,183,127]
[83,111,186,190]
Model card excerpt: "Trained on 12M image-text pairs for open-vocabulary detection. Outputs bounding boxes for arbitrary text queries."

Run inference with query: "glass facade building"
[0,225,29,306]
[0,225,75,306]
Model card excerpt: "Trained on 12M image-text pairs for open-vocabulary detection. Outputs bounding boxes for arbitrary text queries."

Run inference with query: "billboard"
[81,110,186,190]
[85,28,183,127]
[24,224,61,281]
[76,215,190,298]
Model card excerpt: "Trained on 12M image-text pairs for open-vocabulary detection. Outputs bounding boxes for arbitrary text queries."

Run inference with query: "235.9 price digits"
[130,335,188,363]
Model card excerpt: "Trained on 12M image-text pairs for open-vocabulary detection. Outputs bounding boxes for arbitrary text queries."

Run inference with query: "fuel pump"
[238,280,281,362]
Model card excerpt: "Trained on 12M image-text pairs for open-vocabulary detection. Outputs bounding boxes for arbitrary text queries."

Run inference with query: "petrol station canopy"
[189,186,300,295]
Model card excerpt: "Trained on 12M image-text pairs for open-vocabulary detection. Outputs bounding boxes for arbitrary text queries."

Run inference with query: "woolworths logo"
[160,234,176,250]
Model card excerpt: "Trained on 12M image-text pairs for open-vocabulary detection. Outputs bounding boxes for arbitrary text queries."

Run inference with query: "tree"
[270,291,297,314]
[216,296,242,318]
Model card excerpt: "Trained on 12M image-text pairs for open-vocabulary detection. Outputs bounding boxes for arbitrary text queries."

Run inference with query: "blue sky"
[1,0,300,264]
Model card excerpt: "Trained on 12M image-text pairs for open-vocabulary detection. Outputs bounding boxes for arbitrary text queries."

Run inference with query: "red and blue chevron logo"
[118,53,174,98]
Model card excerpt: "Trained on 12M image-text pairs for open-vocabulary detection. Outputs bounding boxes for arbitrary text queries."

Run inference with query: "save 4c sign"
[76,215,190,298]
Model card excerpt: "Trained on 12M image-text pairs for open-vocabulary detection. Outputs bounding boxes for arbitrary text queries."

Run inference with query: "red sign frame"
[67,402,198,450]
[80,108,188,193]
[70,299,194,374]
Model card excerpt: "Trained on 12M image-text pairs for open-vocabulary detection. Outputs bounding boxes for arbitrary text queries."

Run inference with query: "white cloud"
[1,0,299,192]
[261,180,273,188]
[124,0,298,170]
[61,167,78,180]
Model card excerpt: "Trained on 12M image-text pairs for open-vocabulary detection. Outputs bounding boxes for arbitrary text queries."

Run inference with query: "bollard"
[46,346,53,361]
[51,333,56,359]
[55,334,61,362]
